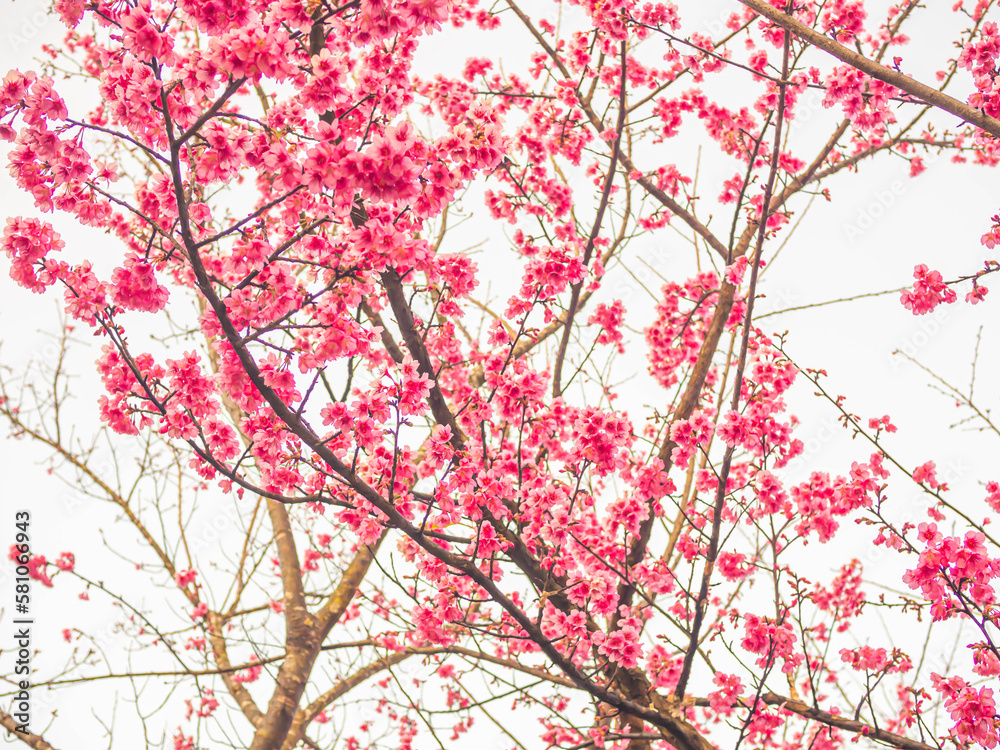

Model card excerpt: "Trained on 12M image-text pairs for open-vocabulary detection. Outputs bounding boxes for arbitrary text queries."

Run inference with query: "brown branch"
[166,55,709,750]
[315,538,386,637]
[380,268,466,448]
[676,8,793,701]
[689,693,939,750]
[551,40,627,398]
[37,654,287,687]
[175,76,247,146]
[0,411,182,583]
[738,0,1000,138]
[207,611,267,728]
[613,276,737,628]
[0,712,58,750]
[362,302,405,364]
[268,500,308,620]
[284,651,414,749]
[503,0,731,261]
[251,620,320,749]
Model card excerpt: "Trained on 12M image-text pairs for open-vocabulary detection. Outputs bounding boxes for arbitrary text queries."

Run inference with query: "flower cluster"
[902,525,1000,621]
[959,22,1000,118]
[900,264,957,315]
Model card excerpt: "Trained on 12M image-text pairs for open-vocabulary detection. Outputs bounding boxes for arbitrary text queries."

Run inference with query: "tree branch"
[738,0,1000,138]
[552,40,627,398]
[0,713,58,750]
[689,693,940,750]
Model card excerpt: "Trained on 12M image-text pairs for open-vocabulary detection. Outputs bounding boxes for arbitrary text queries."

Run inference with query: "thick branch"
[284,652,413,749]
[504,0,731,260]
[615,280,736,618]
[739,0,1000,138]
[269,500,307,623]
[689,693,939,750]
[380,268,466,448]
[0,713,57,750]
[676,10,792,701]
[186,230,713,748]
[315,535,386,639]
[207,611,267,728]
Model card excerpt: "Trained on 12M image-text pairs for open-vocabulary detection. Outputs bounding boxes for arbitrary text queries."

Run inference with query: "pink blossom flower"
[110,256,169,313]
[2,217,63,293]
[175,569,198,588]
[597,622,643,669]
[900,264,956,315]
[707,672,743,716]
[931,672,1000,748]
[233,657,262,684]
[587,300,626,353]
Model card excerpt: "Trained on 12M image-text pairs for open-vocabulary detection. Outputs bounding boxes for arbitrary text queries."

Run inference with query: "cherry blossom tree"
[1,0,999,749]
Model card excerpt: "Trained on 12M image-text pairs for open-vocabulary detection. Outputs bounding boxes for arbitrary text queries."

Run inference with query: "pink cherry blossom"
[900,264,957,315]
